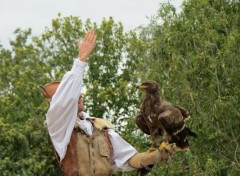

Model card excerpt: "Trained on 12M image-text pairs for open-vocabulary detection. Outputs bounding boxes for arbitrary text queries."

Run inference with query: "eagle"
[135,80,197,150]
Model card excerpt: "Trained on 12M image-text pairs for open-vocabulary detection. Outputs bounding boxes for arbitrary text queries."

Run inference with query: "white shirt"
[46,59,137,171]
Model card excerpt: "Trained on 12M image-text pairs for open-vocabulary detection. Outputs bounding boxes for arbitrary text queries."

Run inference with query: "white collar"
[79,111,95,120]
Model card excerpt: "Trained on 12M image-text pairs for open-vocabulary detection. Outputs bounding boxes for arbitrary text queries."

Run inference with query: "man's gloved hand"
[128,143,177,169]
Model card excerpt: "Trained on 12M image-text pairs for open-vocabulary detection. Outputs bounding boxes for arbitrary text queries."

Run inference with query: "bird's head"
[136,80,161,94]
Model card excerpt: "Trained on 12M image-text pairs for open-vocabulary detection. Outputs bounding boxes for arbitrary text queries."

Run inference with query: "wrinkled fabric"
[46,58,137,171]
[77,113,137,171]
[61,128,112,176]
[46,59,87,161]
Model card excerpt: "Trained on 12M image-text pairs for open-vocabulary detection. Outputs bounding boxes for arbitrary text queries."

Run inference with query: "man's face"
[78,96,85,112]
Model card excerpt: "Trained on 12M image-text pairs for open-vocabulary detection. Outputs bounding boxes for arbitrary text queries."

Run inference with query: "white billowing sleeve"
[108,129,138,171]
[46,59,88,161]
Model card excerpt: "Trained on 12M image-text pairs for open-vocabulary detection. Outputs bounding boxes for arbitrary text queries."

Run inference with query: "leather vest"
[60,118,113,176]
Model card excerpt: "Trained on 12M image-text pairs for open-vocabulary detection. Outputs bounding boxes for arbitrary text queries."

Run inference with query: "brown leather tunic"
[60,120,113,176]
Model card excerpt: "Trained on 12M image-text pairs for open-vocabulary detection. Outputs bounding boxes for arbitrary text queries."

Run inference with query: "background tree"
[1,0,240,175]
[0,15,139,175]
[0,28,61,175]
[130,0,240,175]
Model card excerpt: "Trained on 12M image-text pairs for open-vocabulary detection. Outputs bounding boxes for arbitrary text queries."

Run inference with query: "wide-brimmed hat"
[40,81,60,99]
[40,81,84,100]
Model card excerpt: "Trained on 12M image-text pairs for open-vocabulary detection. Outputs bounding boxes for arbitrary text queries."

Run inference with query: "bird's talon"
[159,142,168,150]
[147,147,156,153]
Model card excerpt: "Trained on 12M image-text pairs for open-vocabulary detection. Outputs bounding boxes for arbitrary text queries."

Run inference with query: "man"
[41,30,177,176]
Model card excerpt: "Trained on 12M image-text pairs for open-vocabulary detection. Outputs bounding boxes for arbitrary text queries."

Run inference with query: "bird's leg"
[146,137,157,153]
[152,130,159,148]
[147,130,159,153]
[159,131,169,150]
[159,141,168,150]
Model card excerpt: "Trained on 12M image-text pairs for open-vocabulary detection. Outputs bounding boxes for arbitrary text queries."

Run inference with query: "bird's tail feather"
[170,136,190,150]
[170,127,197,150]
[186,127,197,138]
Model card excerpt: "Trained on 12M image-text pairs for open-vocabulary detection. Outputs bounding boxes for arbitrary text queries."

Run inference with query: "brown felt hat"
[40,81,60,99]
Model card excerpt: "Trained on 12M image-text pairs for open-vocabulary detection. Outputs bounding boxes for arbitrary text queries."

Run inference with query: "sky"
[0,0,184,48]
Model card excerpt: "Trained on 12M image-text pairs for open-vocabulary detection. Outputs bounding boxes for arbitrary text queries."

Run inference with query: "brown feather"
[136,80,197,149]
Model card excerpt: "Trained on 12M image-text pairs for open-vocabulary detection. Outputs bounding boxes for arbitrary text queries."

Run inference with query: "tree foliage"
[0,0,240,175]
[130,0,240,175]
[0,14,139,175]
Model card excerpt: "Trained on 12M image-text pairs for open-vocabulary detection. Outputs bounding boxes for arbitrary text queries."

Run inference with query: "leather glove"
[128,143,177,169]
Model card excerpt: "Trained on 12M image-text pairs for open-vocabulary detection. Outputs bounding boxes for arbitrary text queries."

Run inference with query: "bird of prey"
[135,80,197,150]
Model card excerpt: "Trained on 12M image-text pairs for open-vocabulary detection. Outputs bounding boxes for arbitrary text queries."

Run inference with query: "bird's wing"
[135,113,150,135]
[158,105,185,135]
[173,104,190,121]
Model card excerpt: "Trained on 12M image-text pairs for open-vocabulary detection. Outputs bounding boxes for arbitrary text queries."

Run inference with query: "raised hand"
[77,30,97,62]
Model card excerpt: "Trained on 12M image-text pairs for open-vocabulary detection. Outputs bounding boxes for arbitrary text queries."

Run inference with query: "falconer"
[41,30,177,176]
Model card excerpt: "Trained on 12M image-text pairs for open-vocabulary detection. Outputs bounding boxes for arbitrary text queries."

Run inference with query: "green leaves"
[133,0,240,175]
[0,15,139,175]
[0,0,240,175]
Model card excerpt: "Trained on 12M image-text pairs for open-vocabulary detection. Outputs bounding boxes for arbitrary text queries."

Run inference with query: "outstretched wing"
[135,113,150,135]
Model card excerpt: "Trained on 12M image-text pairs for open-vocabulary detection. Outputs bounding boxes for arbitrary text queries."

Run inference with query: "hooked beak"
[135,84,140,89]
[135,83,148,89]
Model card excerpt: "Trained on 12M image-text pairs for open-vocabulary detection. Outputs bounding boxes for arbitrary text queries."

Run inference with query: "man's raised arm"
[78,30,96,62]
[46,30,96,161]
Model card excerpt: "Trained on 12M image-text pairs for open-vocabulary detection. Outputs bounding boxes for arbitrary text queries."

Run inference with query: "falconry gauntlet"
[128,143,176,169]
